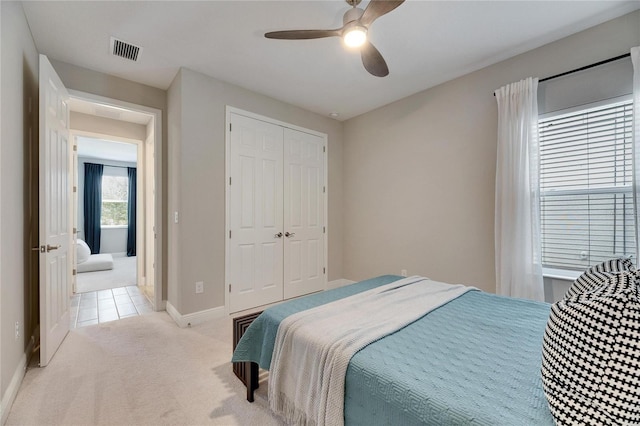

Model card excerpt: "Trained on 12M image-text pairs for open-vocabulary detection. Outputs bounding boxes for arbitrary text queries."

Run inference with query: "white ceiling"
[22,1,640,121]
[77,136,138,163]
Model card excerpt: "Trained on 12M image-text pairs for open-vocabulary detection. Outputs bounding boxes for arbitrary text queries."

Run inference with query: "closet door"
[283,128,325,299]
[229,113,284,313]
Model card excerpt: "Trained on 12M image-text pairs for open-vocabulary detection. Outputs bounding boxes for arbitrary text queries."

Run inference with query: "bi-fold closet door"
[228,112,325,313]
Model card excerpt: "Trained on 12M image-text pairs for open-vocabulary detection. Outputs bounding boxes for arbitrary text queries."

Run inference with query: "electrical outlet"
[401,269,408,277]
[15,321,20,340]
[195,281,204,294]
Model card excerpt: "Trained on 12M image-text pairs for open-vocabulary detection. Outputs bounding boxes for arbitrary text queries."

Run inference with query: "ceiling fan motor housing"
[343,7,364,26]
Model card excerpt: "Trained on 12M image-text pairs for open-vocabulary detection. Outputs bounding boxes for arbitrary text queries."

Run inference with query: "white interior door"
[283,128,325,299]
[229,113,284,312]
[39,54,71,366]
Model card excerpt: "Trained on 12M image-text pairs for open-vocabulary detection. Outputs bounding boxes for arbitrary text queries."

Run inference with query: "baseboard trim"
[0,335,34,425]
[166,302,225,328]
[327,278,356,290]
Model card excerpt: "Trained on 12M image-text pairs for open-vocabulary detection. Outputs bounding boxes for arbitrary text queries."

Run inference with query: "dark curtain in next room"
[127,167,137,257]
[84,163,104,254]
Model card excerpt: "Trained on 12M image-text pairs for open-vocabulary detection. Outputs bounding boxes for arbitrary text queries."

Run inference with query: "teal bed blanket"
[232,275,555,425]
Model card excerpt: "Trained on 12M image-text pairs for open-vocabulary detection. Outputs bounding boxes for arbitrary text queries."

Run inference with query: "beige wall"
[343,10,640,292]
[167,68,344,315]
[51,60,169,301]
[0,0,39,414]
[71,111,147,142]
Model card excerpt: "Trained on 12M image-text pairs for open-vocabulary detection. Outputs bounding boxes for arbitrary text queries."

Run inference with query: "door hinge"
[229,230,232,239]
[73,145,77,152]
[229,123,232,132]
[73,227,77,234]
[72,269,77,276]
[73,186,77,193]
[323,146,326,153]
[229,284,231,293]
[323,226,325,234]
[229,177,232,185]
[323,186,326,193]
[323,267,326,274]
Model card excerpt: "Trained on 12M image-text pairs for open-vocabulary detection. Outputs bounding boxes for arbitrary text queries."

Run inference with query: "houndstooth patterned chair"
[542,267,640,425]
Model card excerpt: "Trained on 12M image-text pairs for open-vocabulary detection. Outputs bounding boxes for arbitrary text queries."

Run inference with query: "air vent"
[110,37,142,62]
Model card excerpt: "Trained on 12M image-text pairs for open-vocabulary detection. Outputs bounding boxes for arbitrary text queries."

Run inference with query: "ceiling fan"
[264,0,405,77]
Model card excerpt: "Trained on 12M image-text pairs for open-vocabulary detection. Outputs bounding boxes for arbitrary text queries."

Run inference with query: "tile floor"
[70,286,154,328]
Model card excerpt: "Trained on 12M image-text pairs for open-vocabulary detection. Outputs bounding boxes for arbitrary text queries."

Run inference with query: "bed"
[232,275,555,425]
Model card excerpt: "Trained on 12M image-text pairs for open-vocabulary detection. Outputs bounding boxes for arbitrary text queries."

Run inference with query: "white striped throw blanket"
[268,276,473,426]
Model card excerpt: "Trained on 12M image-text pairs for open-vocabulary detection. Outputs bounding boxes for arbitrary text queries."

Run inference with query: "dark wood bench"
[232,311,262,402]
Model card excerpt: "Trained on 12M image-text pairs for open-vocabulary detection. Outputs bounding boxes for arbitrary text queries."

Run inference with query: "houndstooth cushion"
[565,258,635,299]
[541,271,640,425]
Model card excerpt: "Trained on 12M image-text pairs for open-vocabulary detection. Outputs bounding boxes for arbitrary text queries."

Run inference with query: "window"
[101,175,128,226]
[539,97,634,270]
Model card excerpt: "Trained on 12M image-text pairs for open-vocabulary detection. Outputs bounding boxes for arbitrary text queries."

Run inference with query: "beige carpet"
[6,312,282,425]
[76,256,137,293]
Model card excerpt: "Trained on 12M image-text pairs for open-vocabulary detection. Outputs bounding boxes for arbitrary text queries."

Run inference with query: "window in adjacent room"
[539,96,634,270]
[101,174,129,226]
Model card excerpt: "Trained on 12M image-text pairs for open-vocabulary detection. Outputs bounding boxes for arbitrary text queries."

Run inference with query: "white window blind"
[539,97,634,270]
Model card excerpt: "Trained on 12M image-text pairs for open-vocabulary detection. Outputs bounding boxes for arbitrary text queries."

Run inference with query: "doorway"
[71,135,151,327]
[66,93,162,325]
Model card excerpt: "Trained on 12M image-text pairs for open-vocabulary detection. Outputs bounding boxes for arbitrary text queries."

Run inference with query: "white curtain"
[495,77,544,301]
[632,47,640,259]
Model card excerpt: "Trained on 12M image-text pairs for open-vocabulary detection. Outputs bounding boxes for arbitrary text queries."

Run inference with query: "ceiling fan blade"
[361,41,389,77]
[265,29,342,40]
[360,0,405,27]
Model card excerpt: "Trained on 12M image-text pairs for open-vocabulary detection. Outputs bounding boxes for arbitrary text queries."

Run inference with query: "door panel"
[229,113,284,312]
[39,54,71,366]
[283,128,325,299]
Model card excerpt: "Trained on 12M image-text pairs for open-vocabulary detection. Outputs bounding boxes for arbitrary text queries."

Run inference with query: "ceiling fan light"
[343,26,367,48]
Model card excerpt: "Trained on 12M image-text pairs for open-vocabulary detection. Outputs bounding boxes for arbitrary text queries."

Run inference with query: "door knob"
[285,232,295,238]
[275,232,283,238]
[46,244,61,252]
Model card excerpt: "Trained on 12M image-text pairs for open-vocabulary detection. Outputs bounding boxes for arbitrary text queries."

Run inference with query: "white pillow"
[76,239,91,264]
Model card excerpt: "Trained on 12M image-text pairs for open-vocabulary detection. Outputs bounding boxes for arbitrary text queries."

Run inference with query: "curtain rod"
[104,164,136,170]
[540,52,630,82]
[493,52,631,96]
[84,162,136,170]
